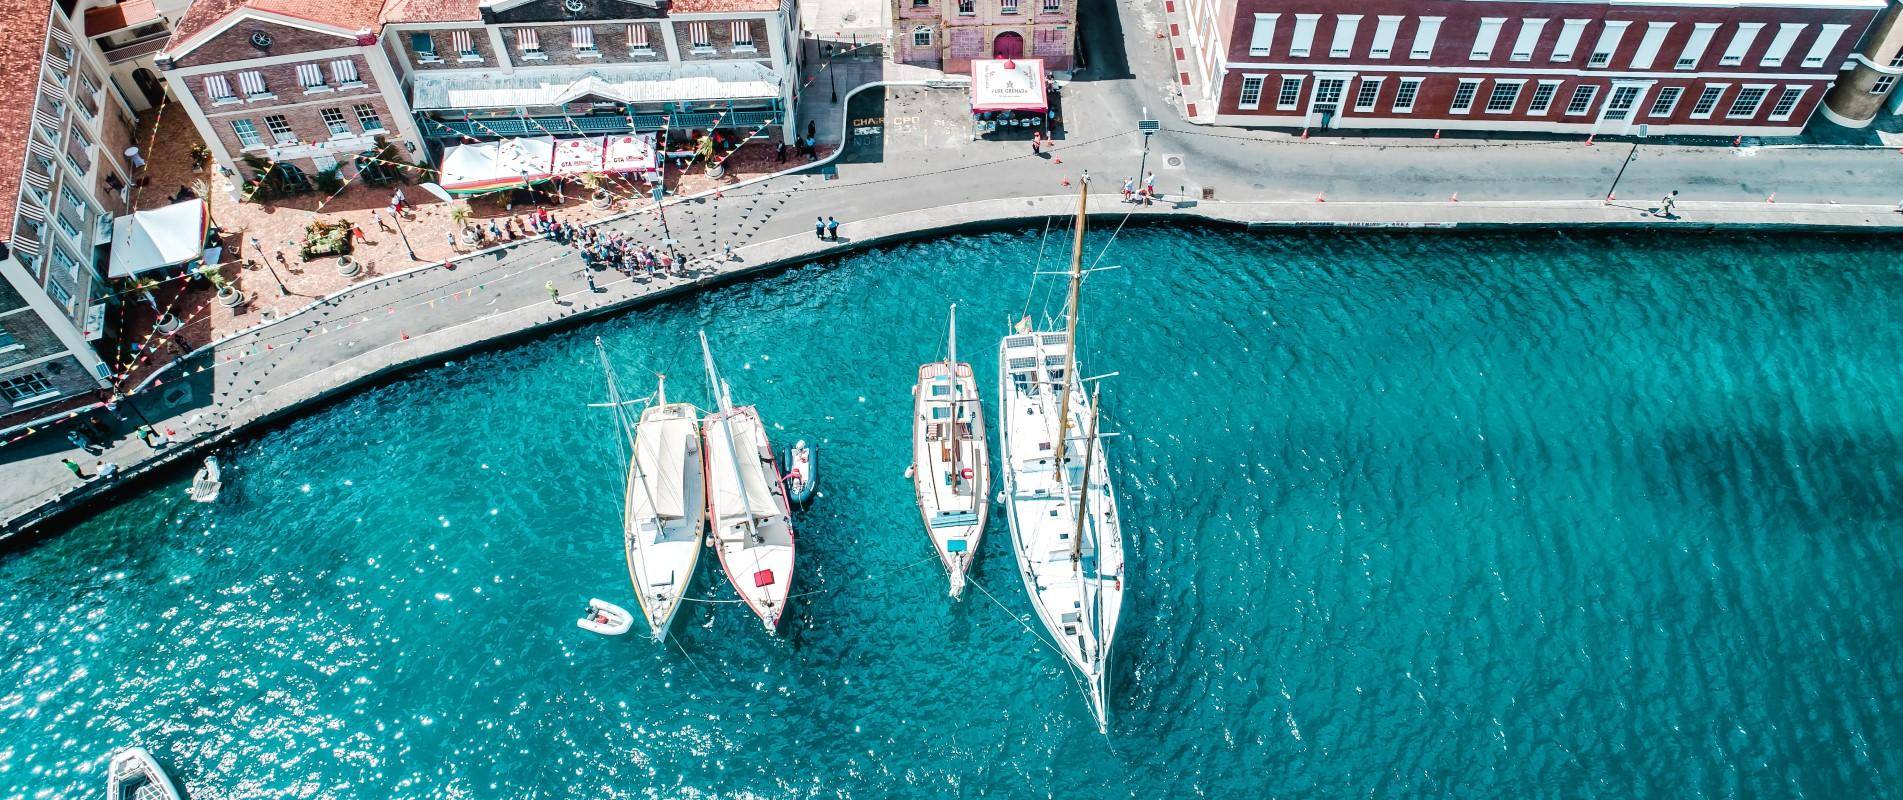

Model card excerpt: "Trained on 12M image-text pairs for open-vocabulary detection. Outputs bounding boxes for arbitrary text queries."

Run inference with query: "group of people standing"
[1121,173,1160,205]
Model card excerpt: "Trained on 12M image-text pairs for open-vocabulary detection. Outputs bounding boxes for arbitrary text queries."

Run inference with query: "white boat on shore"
[595,339,706,641]
[107,746,180,800]
[913,305,990,598]
[997,179,1125,732]
[699,332,797,633]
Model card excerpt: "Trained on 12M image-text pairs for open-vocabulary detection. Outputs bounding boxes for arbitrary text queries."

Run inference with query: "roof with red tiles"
[167,0,387,53]
[84,0,161,38]
[380,0,481,23]
[0,0,54,242]
[669,0,782,11]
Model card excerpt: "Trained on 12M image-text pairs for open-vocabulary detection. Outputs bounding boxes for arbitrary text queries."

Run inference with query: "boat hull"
[912,361,990,598]
[107,746,181,800]
[625,402,708,642]
[702,405,798,632]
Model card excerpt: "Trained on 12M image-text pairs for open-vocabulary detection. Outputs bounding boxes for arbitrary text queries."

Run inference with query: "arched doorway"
[131,68,166,108]
[993,31,1025,60]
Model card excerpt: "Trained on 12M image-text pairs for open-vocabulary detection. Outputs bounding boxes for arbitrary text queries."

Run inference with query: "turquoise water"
[4,227,1903,798]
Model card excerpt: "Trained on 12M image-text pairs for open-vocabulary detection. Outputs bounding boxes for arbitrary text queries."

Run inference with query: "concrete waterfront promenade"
[6,30,1903,541]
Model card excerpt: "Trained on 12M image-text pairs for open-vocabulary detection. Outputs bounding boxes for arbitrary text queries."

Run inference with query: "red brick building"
[1167,0,1886,135]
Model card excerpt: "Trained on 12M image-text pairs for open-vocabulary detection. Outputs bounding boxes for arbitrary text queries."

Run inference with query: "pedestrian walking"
[546,280,560,302]
[392,187,408,215]
[826,216,840,241]
[584,269,599,292]
[807,120,817,142]
[374,209,393,233]
[1143,172,1157,205]
[351,224,367,244]
[68,429,102,454]
[1122,176,1135,203]
[95,461,120,480]
[135,425,162,448]
[124,145,146,170]
[805,136,818,161]
[776,142,788,163]
[447,231,459,251]
[62,458,88,479]
[1655,190,1679,218]
[1031,131,1042,156]
[815,216,826,239]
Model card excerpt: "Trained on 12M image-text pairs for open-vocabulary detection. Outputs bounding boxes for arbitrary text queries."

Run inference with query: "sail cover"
[709,415,780,520]
[635,417,691,519]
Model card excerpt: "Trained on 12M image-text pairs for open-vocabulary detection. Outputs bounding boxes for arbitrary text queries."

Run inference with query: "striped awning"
[16,193,45,221]
[10,229,41,257]
[40,79,64,100]
[49,25,73,47]
[44,52,69,72]
[23,169,52,191]
[27,137,57,159]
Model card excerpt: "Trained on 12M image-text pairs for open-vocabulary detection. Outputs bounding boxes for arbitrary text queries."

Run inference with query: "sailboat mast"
[1052,180,1088,472]
[1071,384,1100,563]
[700,332,760,544]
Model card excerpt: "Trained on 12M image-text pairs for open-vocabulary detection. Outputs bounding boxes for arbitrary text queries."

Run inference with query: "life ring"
[961,467,974,481]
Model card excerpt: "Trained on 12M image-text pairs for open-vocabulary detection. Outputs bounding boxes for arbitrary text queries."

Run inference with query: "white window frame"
[353,103,384,133]
[1719,23,1764,67]
[264,113,296,145]
[911,26,931,47]
[1275,75,1303,110]
[1563,84,1599,115]
[1392,77,1422,112]
[1677,23,1719,69]
[1801,24,1848,68]
[1587,21,1629,68]
[1470,17,1505,60]
[1411,17,1444,60]
[1630,22,1672,70]
[1450,78,1482,114]
[411,32,441,63]
[1484,79,1524,113]
[320,106,350,137]
[1248,14,1278,56]
[1647,86,1684,117]
[1330,15,1361,58]
[1369,16,1401,59]
[1352,76,1382,111]
[518,28,545,60]
[1289,14,1319,58]
[0,372,59,406]
[1551,19,1589,62]
[1509,18,1546,62]
[1726,84,1771,118]
[230,118,262,148]
[1761,23,1804,68]
[1767,86,1806,121]
[1238,74,1266,110]
[1873,74,1897,95]
[1689,84,1728,119]
[330,59,362,87]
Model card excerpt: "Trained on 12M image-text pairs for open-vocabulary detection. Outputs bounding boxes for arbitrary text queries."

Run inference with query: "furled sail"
[636,415,692,519]
[710,416,780,520]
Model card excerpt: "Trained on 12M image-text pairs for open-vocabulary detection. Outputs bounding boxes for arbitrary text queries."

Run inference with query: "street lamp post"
[1135,109,1160,204]
[391,208,420,260]
[823,43,837,104]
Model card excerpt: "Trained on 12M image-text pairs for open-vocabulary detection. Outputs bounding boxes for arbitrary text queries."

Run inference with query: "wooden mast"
[1051,179,1088,472]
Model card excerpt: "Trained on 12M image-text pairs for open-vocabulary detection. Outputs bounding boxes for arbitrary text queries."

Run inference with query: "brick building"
[893,0,1076,73]
[1,0,169,434]
[384,0,802,149]
[152,0,427,196]
[1821,0,1903,126]
[1169,0,1885,135]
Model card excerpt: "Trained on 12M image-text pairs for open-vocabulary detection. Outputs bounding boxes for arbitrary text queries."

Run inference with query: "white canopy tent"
[970,58,1049,113]
[438,136,557,195]
[107,199,208,278]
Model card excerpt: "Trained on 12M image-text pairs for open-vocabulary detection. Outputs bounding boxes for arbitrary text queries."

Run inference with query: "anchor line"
[968,574,1096,717]
[667,631,715,681]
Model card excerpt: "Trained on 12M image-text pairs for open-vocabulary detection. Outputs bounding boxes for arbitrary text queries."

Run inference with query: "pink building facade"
[1170,0,1885,135]
[893,0,1076,73]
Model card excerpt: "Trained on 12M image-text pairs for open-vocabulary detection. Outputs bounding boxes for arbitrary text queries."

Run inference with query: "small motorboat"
[188,457,221,503]
[107,746,181,800]
[576,598,634,636]
[784,440,816,506]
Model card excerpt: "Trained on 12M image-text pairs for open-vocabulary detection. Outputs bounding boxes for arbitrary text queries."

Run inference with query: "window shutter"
[297,63,323,87]
[331,59,359,84]
[731,21,751,45]
[520,28,539,51]
[627,24,649,48]
[205,75,233,99]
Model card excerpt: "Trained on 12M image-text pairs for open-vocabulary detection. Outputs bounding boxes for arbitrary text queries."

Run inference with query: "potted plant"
[203,267,246,308]
[155,311,183,333]
[579,172,612,209]
[450,204,478,245]
[189,143,211,172]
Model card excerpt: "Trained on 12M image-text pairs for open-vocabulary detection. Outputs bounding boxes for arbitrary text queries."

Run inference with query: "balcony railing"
[64,138,92,176]
[102,31,168,64]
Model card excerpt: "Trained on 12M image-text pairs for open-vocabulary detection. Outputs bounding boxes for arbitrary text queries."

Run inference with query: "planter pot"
[337,256,361,278]
[707,162,725,179]
[460,228,479,245]
[217,287,247,308]
[155,313,183,333]
[591,189,612,210]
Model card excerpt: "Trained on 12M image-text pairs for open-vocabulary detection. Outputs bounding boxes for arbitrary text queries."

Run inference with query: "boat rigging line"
[1020,214,1056,323]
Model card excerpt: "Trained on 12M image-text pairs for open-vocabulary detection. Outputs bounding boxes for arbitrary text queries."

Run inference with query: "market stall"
[551,136,606,177]
[438,136,557,195]
[107,199,209,278]
[603,133,660,182]
[969,58,1051,138]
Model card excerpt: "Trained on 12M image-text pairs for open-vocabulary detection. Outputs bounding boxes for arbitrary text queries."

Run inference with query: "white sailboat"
[699,331,798,632]
[596,338,707,641]
[997,179,1126,732]
[913,305,990,598]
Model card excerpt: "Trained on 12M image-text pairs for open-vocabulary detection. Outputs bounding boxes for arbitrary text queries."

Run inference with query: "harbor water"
[3,227,1902,797]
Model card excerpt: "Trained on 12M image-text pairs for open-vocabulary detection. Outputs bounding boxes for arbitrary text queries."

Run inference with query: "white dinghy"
[188,457,220,503]
[913,304,990,598]
[699,331,797,633]
[577,598,634,636]
[997,178,1126,733]
[106,746,181,800]
[595,339,707,641]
